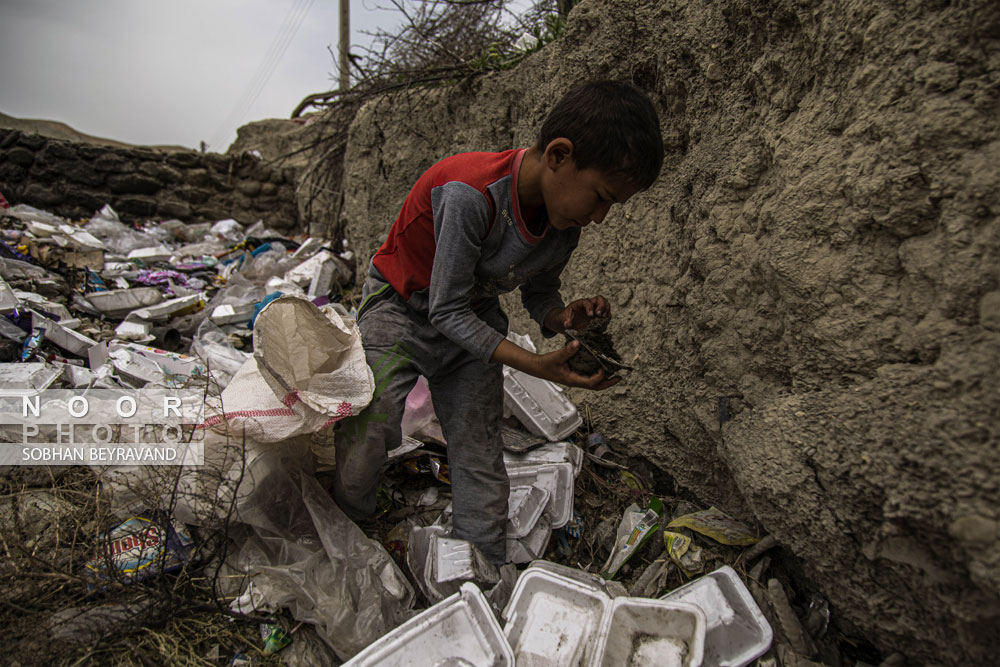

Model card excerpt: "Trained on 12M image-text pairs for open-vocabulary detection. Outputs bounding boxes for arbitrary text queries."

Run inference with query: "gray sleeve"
[520,231,579,338]
[427,181,506,363]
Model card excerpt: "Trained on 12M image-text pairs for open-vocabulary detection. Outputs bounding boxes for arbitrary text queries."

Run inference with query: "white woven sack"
[207,295,374,442]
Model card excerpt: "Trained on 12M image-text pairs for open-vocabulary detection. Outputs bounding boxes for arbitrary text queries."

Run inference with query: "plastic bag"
[204,295,374,442]
[208,218,245,243]
[231,442,414,660]
[401,376,446,444]
[191,320,251,388]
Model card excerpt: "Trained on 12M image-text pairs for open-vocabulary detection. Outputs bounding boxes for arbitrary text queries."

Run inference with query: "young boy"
[333,80,664,563]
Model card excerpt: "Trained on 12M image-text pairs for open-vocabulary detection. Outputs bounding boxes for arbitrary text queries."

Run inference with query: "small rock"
[979,291,1000,331]
[948,515,997,544]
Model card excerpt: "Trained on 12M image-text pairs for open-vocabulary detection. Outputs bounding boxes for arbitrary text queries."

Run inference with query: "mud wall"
[338,0,1000,663]
[0,129,299,229]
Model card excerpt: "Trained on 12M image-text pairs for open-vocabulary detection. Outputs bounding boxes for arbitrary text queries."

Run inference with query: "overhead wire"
[209,0,317,150]
[210,0,313,146]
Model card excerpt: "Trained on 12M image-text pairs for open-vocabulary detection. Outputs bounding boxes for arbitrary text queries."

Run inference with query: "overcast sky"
[0,0,404,151]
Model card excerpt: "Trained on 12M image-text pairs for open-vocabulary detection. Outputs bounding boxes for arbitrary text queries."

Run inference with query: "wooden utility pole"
[339,0,350,91]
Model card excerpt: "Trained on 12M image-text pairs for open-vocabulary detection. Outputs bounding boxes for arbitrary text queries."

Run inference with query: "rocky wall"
[337,0,1000,663]
[0,129,299,230]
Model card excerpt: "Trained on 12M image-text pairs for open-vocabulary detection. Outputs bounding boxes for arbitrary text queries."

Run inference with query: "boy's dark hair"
[536,80,664,190]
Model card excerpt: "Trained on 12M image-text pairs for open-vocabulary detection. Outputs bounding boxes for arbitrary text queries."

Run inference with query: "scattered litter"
[345,583,514,667]
[665,530,707,577]
[601,497,664,579]
[32,312,97,356]
[84,513,194,585]
[0,362,63,395]
[502,335,583,441]
[668,507,760,547]
[742,534,777,563]
[260,622,293,655]
[804,595,830,641]
[504,439,584,477]
[426,534,500,601]
[502,561,706,667]
[83,287,165,317]
[662,565,773,667]
[0,275,20,312]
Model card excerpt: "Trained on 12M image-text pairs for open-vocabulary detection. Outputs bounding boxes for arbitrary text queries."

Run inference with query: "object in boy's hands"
[565,315,632,376]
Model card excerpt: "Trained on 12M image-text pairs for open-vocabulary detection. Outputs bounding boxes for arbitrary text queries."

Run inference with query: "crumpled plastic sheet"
[401,375,446,444]
[82,206,164,256]
[190,319,251,388]
[239,244,300,283]
[231,442,415,661]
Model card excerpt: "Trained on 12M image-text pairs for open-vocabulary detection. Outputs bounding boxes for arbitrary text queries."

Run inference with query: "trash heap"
[0,201,353,391]
[1,198,865,666]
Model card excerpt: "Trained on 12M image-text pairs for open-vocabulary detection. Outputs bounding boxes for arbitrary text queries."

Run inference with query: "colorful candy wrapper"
[600,497,663,579]
[664,530,706,577]
[260,623,292,655]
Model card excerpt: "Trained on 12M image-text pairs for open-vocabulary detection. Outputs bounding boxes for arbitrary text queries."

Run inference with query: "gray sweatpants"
[332,279,510,563]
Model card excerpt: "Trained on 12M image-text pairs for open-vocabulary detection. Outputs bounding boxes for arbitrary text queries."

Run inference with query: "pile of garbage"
[0,201,353,391]
[0,198,875,666]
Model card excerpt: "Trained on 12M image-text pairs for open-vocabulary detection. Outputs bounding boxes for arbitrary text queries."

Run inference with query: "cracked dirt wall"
[337,0,1000,663]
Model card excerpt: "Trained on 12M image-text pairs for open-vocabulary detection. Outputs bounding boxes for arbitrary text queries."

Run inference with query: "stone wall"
[337,0,1000,664]
[0,129,299,229]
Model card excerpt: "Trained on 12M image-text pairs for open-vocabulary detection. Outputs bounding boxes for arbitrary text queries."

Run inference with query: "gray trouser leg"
[332,339,419,521]
[333,280,510,561]
[429,358,509,564]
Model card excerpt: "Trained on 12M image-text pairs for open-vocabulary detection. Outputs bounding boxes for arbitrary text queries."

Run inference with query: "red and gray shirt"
[370,148,580,363]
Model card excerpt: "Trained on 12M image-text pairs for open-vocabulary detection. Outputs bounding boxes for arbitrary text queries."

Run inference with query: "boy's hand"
[537,340,621,390]
[491,339,620,391]
[545,296,611,334]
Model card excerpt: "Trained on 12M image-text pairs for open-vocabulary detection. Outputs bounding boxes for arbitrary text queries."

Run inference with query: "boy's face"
[541,141,642,231]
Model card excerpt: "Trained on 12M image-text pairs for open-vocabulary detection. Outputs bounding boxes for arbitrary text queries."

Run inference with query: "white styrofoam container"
[506,462,574,528]
[660,566,773,667]
[503,566,611,667]
[31,312,97,356]
[126,246,173,263]
[0,276,20,313]
[115,317,153,341]
[591,598,706,667]
[503,368,582,442]
[210,303,254,325]
[0,363,63,396]
[508,484,551,540]
[84,287,164,317]
[506,513,552,564]
[14,291,73,321]
[132,293,204,321]
[505,440,584,478]
[407,524,448,602]
[426,534,500,601]
[527,560,626,599]
[345,583,514,667]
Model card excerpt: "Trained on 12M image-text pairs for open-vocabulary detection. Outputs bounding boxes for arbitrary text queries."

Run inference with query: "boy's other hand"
[537,340,621,391]
[491,338,620,390]
[546,296,611,334]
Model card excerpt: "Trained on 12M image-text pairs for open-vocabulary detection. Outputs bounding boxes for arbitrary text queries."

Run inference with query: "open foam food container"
[660,565,773,667]
[504,440,584,478]
[505,462,574,528]
[345,582,514,667]
[502,565,611,666]
[503,563,707,667]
